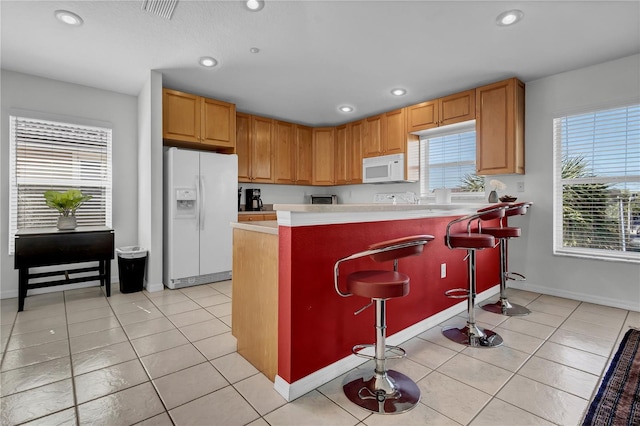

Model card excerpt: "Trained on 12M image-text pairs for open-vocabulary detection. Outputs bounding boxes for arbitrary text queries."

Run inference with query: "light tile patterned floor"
[1,282,638,425]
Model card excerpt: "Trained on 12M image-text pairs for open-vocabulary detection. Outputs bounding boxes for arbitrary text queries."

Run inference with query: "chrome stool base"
[342,369,420,414]
[442,325,503,348]
[482,299,530,316]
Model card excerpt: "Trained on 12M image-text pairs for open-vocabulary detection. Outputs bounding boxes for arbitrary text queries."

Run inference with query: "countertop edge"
[231,221,278,235]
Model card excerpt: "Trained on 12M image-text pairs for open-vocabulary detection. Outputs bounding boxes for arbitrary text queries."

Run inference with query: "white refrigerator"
[163,147,238,289]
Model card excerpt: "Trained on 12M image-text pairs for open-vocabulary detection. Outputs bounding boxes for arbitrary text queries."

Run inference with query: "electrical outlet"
[440,263,446,278]
[517,182,525,192]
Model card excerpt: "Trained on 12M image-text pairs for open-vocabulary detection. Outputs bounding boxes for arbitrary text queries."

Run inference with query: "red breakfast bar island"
[231,203,501,401]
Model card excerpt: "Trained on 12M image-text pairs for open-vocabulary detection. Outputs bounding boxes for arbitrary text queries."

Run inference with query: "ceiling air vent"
[141,0,178,20]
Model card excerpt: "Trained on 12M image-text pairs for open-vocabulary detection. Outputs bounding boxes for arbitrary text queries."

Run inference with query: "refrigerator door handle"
[195,176,201,230]
[200,176,206,230]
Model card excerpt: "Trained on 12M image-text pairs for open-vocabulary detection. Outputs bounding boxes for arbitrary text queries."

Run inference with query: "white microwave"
[363,153,405,183]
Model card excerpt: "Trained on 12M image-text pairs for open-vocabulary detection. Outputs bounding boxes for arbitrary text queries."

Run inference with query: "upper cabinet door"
[274,120,295,184]
[334,124,349,185]
[201,97,236,148]
[476,78,525,175]
[406,100,439,133]
[440,89,475,126]
[236,113,252,182]
[384,108,406,155]
[363,114,385,157]
[251,116,275,183]
[163,89,201,143]
[349,120,363,184]
[295,125,313,185]
[405,89,475,132]
[312,127,335,186]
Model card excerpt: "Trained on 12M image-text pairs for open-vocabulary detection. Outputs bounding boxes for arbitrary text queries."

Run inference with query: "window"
[9,115,112,254]
[553,104,640,262]
[419,121,484,197]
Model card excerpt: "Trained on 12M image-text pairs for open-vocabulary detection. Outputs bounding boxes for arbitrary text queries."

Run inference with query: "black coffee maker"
[245,188,263,211]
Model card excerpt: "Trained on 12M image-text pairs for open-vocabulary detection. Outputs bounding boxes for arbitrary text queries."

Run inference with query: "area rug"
[582,328,640,426]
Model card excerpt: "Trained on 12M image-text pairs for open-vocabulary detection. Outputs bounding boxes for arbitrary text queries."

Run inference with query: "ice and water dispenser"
[174,188,197,219]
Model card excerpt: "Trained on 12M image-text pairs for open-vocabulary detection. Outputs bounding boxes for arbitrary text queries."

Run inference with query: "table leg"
[18,268,28,312]
[105,260,111,297]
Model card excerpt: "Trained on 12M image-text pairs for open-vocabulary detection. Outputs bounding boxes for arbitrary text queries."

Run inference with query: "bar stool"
[333,234,434,414]
[481,202,533,316]
[442,204,507,348]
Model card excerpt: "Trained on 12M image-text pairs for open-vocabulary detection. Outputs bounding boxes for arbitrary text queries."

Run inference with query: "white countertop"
[273,203,491,227]
[273,203,489,213]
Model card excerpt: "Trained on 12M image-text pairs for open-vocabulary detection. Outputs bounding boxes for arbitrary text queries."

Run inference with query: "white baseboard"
[273,286,500,402]
[510,282,640,312]
[145,281,164,293]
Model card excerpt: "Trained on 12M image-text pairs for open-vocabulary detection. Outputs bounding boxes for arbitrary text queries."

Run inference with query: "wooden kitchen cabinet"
[251,116,275,183]
[385,108,407,155]
[476,78,525,175]
[201,97,236,149]
[363,114,385,157]
[238,213,277,222]
[163,89,200,143]
[334,124,349,185]
[236,113,275,183]
[335,121,363,185]
[349,119,364,184]
[274,120,295,184]
[295,125,313,185]
[232,227,278,380]
[362,109,411,158]
[406,89,475,132]
[273,121,313,185]
[312,127,335,186]
[236,113,252,181]
[163,88,236,151]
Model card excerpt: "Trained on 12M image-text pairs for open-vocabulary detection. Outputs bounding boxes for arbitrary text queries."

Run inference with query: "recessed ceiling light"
[249,47,260,54]
[54,10,83,26]
[496,9,524,26]
[199,56,218,67]
[246,0,265,11]
[339,105,354,113]
[391,88,407,96]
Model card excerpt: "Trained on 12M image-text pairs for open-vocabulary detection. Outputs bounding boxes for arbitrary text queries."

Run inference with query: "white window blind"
[419,121,483,196]
[553,104,640,262]
[9,116,112,254]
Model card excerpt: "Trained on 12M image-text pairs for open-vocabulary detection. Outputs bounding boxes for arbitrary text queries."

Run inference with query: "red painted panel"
[277,216,500,383]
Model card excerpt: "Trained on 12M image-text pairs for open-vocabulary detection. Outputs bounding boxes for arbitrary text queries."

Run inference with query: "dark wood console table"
[14,226,114,311]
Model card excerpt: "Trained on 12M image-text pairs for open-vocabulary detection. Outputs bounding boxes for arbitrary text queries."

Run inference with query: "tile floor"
[1,282,638,425]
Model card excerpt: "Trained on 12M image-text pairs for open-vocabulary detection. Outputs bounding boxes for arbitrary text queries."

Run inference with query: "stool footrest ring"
[352,344,406,360]
[444,288,470,299]
[506,271,526,281]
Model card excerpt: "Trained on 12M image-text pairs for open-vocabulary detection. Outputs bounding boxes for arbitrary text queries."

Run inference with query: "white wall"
[508,54,640,311]
[0,70,139,298]
[137,71,164,292]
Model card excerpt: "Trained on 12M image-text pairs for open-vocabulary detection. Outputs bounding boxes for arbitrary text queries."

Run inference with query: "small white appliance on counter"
[163,147,238,289]
[362,153,405,183]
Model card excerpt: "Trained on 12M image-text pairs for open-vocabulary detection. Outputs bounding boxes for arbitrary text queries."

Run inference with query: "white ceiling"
[2,1,639,127]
